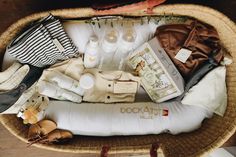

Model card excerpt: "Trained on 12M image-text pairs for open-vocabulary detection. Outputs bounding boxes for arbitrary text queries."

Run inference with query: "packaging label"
[113,81,138,94]
[174,48,192,63]
[53,39,65,52]
[120,105,169,119]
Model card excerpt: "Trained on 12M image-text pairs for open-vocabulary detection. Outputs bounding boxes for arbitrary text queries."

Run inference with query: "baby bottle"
[84,36,100,68]
[99,29,118,70]
[113,27,136,70]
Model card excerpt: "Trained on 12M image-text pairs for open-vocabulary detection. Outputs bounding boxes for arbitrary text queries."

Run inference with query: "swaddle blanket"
[7,15,78,67]
[45,101,212,136]
[181,66,227,116]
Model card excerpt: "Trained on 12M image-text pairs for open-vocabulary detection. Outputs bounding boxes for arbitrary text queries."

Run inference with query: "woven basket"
[0,4,236,157]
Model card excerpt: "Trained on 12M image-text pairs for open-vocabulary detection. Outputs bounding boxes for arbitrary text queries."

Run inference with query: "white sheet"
[63,21,159,54]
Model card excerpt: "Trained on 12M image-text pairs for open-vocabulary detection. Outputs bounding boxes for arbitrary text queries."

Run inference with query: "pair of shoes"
[28,119,73,145]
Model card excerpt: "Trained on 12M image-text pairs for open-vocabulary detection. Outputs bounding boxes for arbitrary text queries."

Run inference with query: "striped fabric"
[7,15,78,67]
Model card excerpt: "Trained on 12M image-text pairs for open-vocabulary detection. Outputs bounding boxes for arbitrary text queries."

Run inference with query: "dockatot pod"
[0,4,236,157]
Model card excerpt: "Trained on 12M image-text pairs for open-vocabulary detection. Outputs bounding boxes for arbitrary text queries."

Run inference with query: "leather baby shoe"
[28,119,57,141]
[37,129,73,144]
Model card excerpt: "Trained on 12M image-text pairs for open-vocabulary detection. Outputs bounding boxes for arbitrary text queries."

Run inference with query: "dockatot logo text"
[120,106,168,119]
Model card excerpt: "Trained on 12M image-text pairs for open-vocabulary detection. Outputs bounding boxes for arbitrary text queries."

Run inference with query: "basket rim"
[0,3,236,157]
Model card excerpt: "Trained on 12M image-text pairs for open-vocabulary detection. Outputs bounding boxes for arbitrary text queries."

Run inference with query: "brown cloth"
[155,21,223,80]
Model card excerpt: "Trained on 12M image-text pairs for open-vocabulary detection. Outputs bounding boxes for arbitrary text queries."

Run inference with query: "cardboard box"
[128,37,185,103]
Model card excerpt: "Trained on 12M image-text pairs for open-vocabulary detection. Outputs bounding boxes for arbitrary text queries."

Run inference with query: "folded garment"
[7,14,78,67]
[47,57,84,81]
[181,66,227,116]
[44,101,212,136]
[82,69,141,103]
[0,62,21,83]
[155,21,224,80]
[39,70,85,96]
[0,64,29,91]
[3,83,37,114]
[0,65,44,113]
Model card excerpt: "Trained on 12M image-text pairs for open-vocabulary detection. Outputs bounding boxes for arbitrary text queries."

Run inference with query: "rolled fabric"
[37,81,82,103]
[45,101,212,136]
[49,71,85,96]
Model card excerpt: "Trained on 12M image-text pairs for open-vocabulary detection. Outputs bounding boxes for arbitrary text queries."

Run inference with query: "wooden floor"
[0,0,235,156]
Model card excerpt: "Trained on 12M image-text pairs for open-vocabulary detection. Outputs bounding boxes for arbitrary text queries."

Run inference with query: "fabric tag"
[113,81,138,94]
[174,48,192,63]
[53,39,65,52]
[162,109,169,116]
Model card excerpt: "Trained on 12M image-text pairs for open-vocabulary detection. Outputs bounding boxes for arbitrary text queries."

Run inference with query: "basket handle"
[93,0,166,15]
[101,146,110,157]
[100,143,159,157]
[150,143,159,157]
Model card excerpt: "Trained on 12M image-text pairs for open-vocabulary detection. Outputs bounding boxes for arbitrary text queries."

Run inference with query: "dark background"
[0,0,235,157]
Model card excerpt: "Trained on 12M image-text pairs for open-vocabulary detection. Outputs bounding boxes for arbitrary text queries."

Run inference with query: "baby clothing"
[3,83,37,114]
[155,21,223,80]
[83,69,141,103]
[0,64,29,91]
[0,62,21,83]
[7,14,78,67]
[36,57,85,103]
[48,57,84,81]
[37,81,82,103]
[0,65,44,113]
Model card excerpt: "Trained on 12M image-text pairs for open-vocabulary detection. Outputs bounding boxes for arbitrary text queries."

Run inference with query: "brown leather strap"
[101,146,110,157]
[150,143,159,157]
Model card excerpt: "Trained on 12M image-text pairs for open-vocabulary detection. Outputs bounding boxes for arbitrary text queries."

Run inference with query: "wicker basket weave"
[0,4,236,157]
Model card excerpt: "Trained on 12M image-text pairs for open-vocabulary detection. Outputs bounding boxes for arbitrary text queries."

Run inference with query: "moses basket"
[0,4,235,157]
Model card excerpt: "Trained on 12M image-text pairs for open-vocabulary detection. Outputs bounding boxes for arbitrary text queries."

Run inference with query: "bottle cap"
[80,73,95,90]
